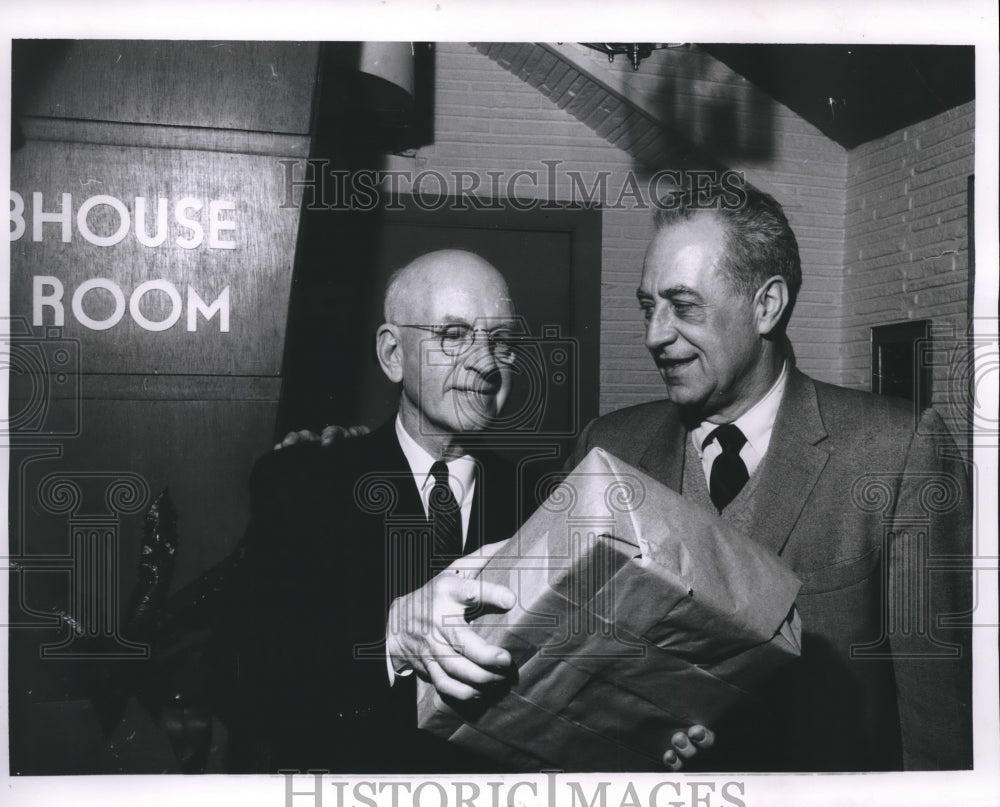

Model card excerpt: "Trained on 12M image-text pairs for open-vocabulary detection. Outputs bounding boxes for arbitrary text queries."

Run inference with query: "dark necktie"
[705,424,749,513]
[428,460,462,560]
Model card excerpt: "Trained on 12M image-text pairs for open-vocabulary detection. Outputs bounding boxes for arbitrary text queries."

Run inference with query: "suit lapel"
[465,451,517,553]
[372,421,505,558]
[639,405,686,492]
[363,419,426,518]
[466,460,483,554]
[749,369,830,556]
[360,419,439,593]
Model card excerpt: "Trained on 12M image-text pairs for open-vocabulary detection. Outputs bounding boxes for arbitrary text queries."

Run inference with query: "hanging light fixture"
[581,43,688,71]
[358,41,416,98]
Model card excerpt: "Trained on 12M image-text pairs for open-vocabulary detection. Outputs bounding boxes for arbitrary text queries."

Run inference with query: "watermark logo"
[279,160,748,214]
[849,469,971,659]
[2,317,82,440]
[281,771,750,807]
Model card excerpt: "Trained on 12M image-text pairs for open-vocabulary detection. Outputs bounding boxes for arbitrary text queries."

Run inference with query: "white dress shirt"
[395,416,477,548]
[389,416,478,682]
[691,362,788,485]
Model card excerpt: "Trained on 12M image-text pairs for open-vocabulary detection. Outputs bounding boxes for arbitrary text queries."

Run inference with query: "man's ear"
[753,276,790,336]
[376,324,404,383]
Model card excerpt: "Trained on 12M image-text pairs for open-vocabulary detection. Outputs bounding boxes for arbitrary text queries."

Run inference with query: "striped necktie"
[428,460,462,560]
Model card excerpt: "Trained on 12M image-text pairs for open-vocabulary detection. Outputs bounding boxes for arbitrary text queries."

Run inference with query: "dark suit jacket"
[210,419,522,773]
[570,368,972,771]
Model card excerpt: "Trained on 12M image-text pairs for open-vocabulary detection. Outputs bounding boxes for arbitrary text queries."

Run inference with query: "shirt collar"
[395,415,476,503]
[691,361,788,458]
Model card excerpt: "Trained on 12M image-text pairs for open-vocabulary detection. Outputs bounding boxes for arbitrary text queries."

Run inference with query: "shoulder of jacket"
[810,378,920,438]
[249,441,329,493]
[586,399,678,435]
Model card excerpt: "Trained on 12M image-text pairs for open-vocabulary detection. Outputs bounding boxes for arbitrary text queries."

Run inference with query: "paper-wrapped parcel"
[417,447,802,770]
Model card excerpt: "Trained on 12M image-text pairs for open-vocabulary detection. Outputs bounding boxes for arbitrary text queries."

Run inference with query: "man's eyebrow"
[658,284,703,300]
[635,285,703,300]
[438,315,518,330]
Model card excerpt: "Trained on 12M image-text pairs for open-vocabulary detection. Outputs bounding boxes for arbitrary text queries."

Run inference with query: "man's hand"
[662,725,714,771]
[387,541,516,701]
[273,424,369,450]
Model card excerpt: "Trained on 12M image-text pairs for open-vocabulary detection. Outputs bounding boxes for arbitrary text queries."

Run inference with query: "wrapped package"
[417,447,802,771]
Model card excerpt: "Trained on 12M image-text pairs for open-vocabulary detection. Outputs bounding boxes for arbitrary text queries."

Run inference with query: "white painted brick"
[915,107,975,149]
[909,243,966,265]
[843,100,973,453]
[428,43,854,410]
[914,135,974,167]
[907,218,967,248]
[908,159,974,191]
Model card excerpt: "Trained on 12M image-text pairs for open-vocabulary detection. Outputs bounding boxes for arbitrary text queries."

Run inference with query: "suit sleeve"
[209,446,361,771]
[887,408,973,769]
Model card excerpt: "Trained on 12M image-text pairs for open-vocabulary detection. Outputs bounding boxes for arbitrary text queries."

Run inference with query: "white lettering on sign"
[9,191,238,249]
[188,286,230,331]
[77,195,131,247]
[33,276,230,333]
[32,192,72,243]
[72,278,127,330]
[174,197,204,249]
[208,200,237,249]
[135,197,168,248]
[10,190,26,240]
[129,279,183,331]
[33,276,65,326]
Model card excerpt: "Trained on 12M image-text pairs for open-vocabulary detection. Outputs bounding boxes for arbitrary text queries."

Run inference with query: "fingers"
[397,621,511,696]
[671,730,697,760]
[432,639,511,688]
[449,577,516,612]
[688,724,714,749]
[439,625,512,673]
[662,748,683,771]
[439,551,516,613]
[663,725,714,771]
[449,538,509,575]
[319,425,345,445]
[319,424,369,445]
[274,425,369,449]
[425,659,483,702]
[274,429,318,450]
[425,633,512,701]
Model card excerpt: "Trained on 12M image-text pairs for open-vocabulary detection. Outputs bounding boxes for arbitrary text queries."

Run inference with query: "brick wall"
[844,102,975,441]
[555,44,851,404]
[386,42,650,414]
[387,43,848,414]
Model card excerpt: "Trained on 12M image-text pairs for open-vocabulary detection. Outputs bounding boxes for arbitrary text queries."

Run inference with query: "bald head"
[384,249,512,324]
[376,249,517,455]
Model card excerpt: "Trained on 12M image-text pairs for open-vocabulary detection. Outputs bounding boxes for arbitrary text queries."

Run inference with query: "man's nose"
[644,309,678,352]
[463,330,501,373]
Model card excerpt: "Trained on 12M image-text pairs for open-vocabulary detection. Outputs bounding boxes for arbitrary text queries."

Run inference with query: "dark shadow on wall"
[10,39,74,149]
[275,42,435,437]
[637,44,776,169]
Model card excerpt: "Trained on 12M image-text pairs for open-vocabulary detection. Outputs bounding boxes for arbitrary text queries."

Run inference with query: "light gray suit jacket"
[570,368,972,771]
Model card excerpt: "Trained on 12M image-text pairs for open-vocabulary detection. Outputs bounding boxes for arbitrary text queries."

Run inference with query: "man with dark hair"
[571,182,972,771]
[655,183,803,305]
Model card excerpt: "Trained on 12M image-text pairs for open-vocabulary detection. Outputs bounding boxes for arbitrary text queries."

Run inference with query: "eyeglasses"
[394,323,517,364]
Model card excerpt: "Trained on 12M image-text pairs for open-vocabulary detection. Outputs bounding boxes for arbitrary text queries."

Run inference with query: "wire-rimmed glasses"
[394,322,517,365]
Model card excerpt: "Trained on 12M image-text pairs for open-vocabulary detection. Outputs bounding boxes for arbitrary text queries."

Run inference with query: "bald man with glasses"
[211,250,529,773]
